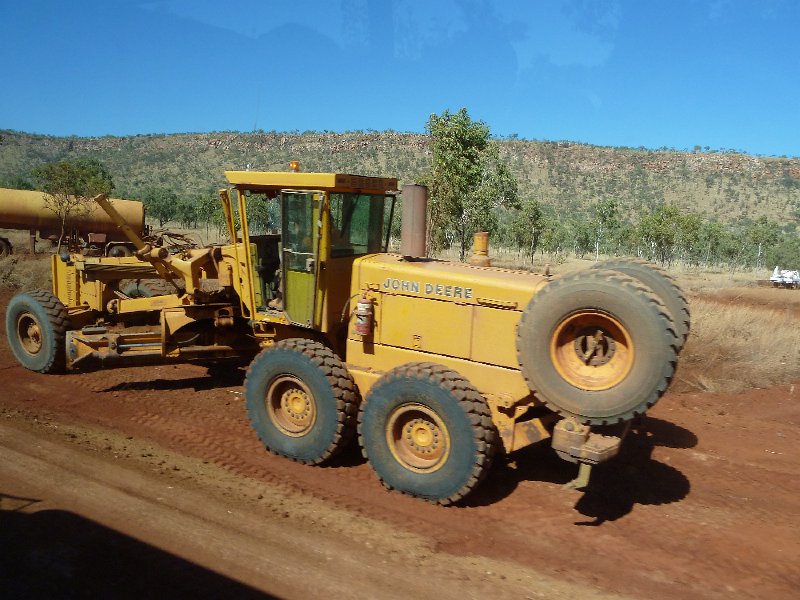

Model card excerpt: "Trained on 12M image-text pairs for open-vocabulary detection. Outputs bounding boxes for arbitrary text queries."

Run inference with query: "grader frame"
[6,165,685,504]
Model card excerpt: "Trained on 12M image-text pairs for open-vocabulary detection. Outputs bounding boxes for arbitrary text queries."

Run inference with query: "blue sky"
[1,0,798,156]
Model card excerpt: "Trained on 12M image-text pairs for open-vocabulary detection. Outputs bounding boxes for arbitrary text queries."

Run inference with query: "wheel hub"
[550,310,634,391]
[574,328,616,366]
[404,418,442,454]
[266,375,316,437]
[282,389,311,418]
[17,314,43,355]
[387,403,450,472]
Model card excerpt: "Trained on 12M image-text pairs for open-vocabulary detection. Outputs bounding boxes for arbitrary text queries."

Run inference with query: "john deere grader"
[4,165,688,504]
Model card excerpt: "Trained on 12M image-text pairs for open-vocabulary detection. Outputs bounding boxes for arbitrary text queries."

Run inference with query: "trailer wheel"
[517,270,678,425]
[0,238,12,257]
[358,363,498,505]
[119,278,176,297]
[5,290,71,373]
[592,258,690,350]
[244,339,358,464]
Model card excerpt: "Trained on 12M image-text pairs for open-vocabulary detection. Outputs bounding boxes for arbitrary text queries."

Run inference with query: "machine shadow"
[464,416,694,517]
[0,504,273,600]
[102,367,247,393]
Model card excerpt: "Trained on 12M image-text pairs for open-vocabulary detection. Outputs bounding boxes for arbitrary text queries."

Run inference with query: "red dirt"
[2,289,799,599]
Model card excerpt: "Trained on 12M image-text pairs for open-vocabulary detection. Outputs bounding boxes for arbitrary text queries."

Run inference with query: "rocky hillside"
[1,129,798,226]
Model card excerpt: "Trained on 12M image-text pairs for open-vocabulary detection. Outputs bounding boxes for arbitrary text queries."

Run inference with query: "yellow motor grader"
[4,164,688,504]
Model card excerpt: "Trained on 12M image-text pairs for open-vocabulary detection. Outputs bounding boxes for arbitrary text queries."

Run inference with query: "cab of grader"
[5,164,688,504]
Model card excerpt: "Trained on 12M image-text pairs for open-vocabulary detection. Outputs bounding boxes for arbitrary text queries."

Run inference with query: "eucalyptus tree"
[426,108,519,260]
[32,158,115,250]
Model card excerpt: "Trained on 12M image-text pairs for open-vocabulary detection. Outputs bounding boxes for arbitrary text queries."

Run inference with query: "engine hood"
[352,254,550,309]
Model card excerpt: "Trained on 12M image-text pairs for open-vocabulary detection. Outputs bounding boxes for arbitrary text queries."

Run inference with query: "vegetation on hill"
[1,125,798,269]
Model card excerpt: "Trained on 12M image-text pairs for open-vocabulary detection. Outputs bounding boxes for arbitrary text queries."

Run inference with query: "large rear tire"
[244,339,358,465]
[592,258,690,350]
[5,290,71,373]
[358,363,498,505]
[517,270,678,425]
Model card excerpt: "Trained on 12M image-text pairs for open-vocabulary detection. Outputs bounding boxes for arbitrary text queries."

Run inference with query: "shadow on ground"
[102,366,247,393]
[464,416,694,519]
[0,500,273,600]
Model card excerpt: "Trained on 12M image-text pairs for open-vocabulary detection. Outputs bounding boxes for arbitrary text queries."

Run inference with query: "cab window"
[329,193,392,257]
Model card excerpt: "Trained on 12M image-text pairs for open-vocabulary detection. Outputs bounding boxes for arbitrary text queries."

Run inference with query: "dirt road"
[1,290,799,599]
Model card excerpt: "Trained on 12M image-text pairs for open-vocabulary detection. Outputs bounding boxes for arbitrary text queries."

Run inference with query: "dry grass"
[673,269,770,295]
[702,286,800,312]
[0,254,53,292]
[675,297,800,393]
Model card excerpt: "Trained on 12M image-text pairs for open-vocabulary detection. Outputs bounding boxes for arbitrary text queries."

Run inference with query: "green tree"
[570,217,594,259]
[746,216,779,270]
[719,227,749,273]
[142,187,178,227]
[426,108,518,260]
[540,215,570,262]
[766,235,800,269]
[32,158,115,250]
[592,198,620,260]
[700,220,727,267]
[196,193,222,240]
[175,196,198,229]
[638,204,681,265]
[511,196,544,262]
[615,222,642,257]
[1,174,35,190]
[676,211,703,266]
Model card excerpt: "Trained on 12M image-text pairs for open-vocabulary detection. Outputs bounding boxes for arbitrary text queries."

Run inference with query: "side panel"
[379,295,473,358]
[470,307,523,367]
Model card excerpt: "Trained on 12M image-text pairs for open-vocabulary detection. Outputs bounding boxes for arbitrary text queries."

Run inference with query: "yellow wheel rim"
[266,375,317,437]
[17,313,43,356]
[386,403,450,473]
[550,310,634,391]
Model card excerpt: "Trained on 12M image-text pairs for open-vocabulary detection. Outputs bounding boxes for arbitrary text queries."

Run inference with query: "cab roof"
[225,170,399,194]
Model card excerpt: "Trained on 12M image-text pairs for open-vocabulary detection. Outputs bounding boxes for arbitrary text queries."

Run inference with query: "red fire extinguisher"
[353,295,373,336]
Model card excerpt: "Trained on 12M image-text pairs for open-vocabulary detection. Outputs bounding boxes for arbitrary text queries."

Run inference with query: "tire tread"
[517,269,679,425]
[244,338,359,465]
[358,362,499,505]
[592,258,691,347]
[7,289,71,373]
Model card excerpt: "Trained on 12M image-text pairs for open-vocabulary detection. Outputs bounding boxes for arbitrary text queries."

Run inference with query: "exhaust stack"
[400,184,427,258]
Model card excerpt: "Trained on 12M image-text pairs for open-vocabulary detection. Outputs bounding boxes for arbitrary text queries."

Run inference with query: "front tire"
[5,290,71,373]
[244,339,358,464]
[359,363,498,505]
